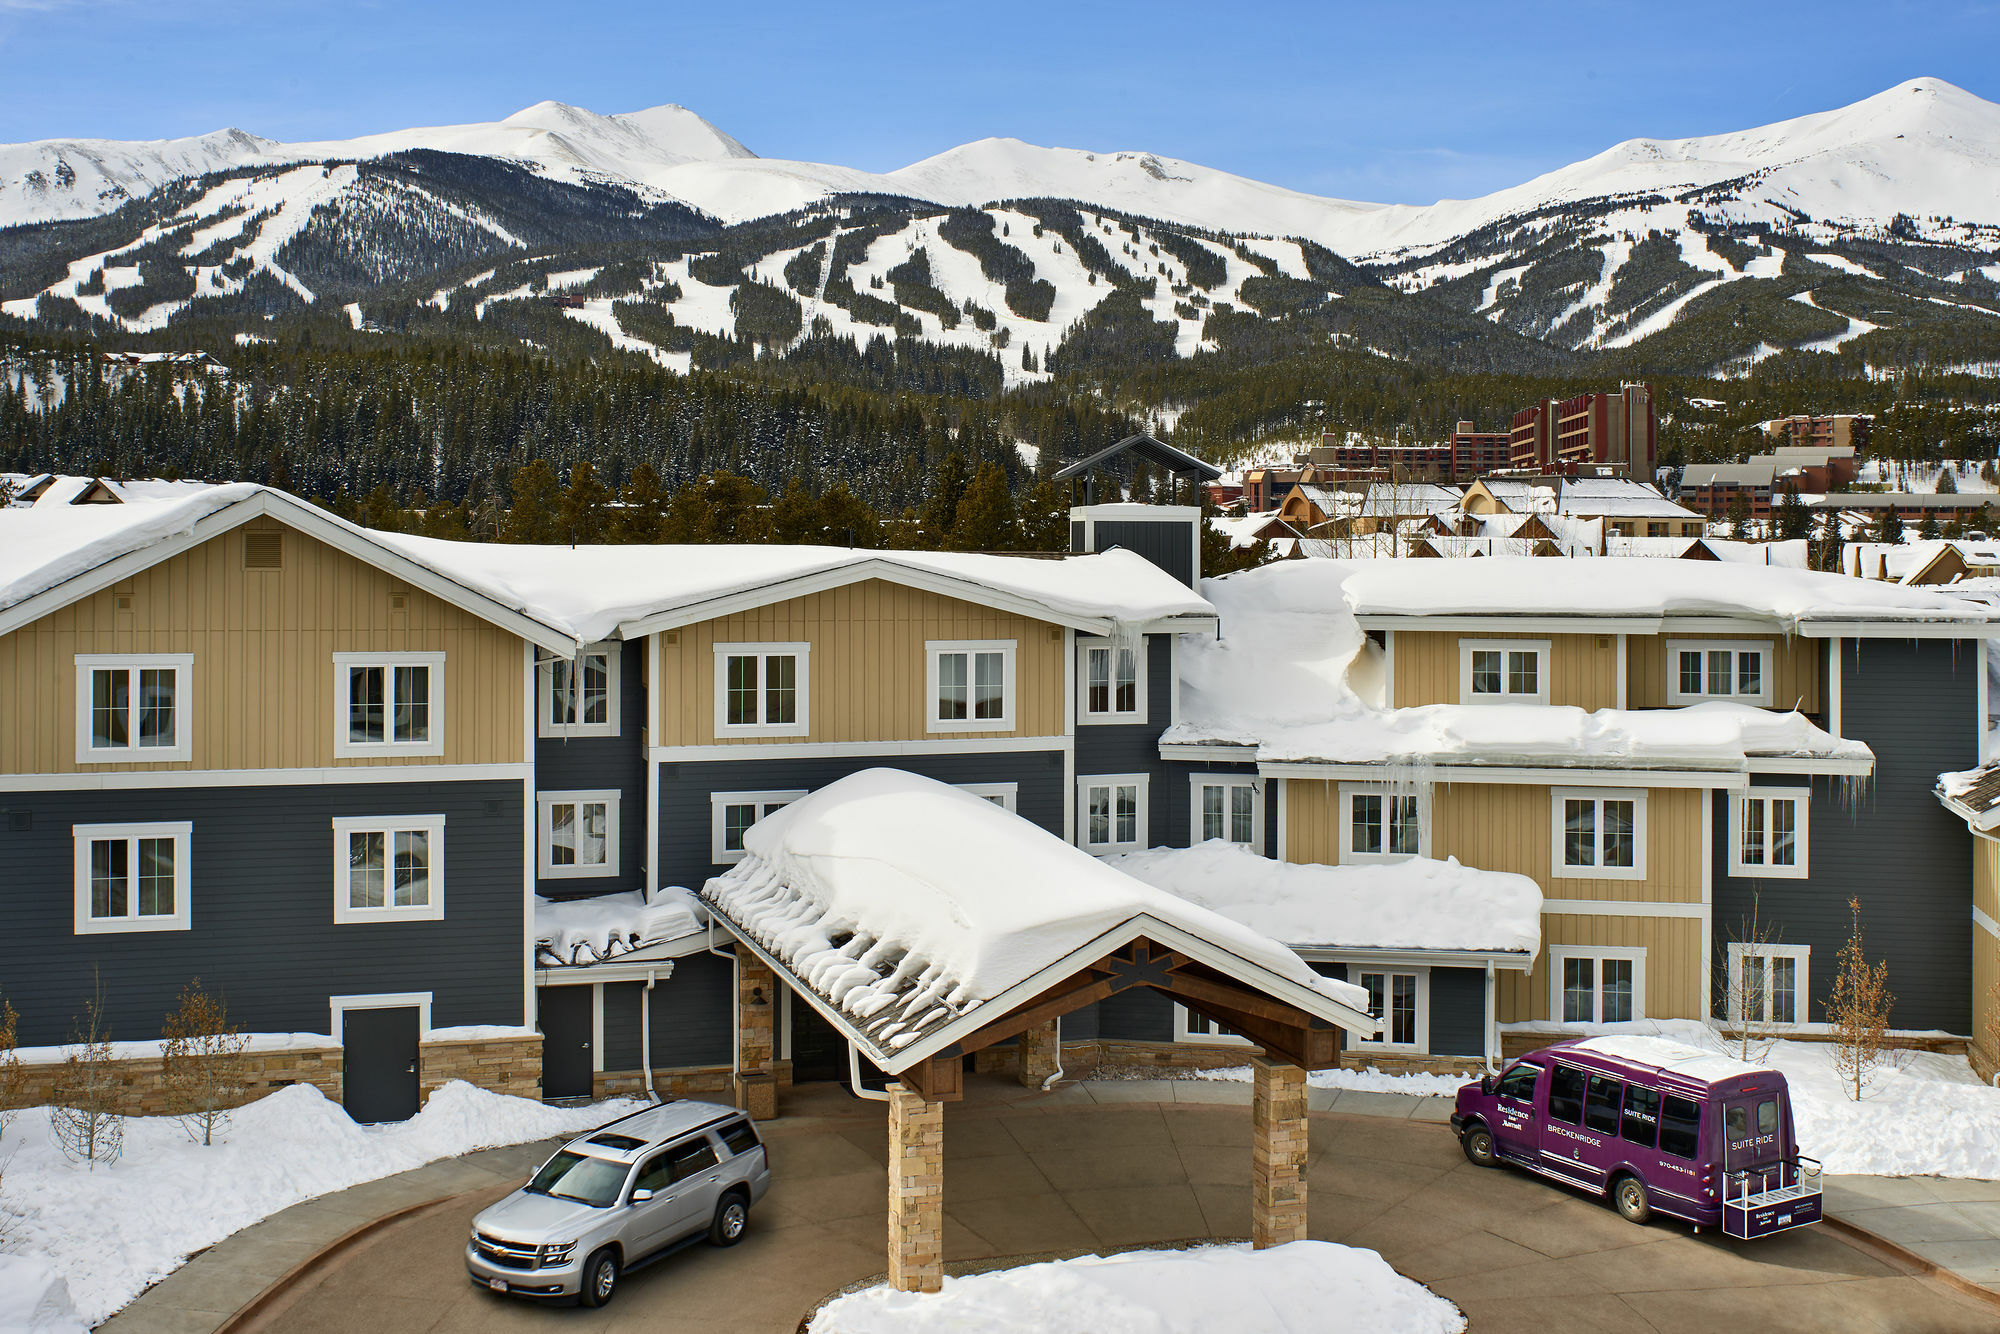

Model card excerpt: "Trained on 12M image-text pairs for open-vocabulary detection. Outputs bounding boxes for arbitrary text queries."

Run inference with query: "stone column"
[1017,1019,1061,1088]
[1251,1056,1308,1249]
[887,1082,945,1293]
[734,956,777,1120]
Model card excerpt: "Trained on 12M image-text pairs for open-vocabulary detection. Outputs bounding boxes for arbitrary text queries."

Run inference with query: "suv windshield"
[526,1150,630,1208]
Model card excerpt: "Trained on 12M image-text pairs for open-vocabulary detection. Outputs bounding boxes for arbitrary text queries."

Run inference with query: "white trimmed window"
[711,790,806,864]
[540,644,620,738]
[1730,789,1809,878]
[72,822,192,934]
[332,815,445,923]
[1459,639,1549,705]
[1727,944,1810,1026]
[1174,1003,1253,1046]
[1191,775,1261,849]
[1078,774,1148,854]
[1551,946,1645,1024]
[928,640,1016,732]
[1080,639,1145,723]
[1552,787,1646,880]
[75,654,193,763]
[539,791,619,879]
[333,653,444,758]
[1340,783,1426,863]
[956,782,1019,813]
[1351,967,1427,1051]
[1668,640,1772,706]
[713,643,809,737]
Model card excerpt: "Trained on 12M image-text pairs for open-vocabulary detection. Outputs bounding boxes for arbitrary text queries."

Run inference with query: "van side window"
[1583,1075,1623,1134]
[1660,1095,1702,1159]
[1726,1104,1750,1144]
[1756,1100,1778,1136]
[1495,1061,1541,1103]
[1547,1064,1586,1125]
[1620,1085,1661,1147]
[667,1138,719,1183]
[719,1120,760,1156]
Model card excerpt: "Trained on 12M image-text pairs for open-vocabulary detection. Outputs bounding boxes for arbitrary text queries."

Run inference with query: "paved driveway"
[242,1081,1997,1333]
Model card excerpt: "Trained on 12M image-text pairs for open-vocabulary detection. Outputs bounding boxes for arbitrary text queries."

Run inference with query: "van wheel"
[709,1192,749,1246]
[579,1248,619,1307]
[1461,1127,1498,1167]
[1613,1175,1652,1224]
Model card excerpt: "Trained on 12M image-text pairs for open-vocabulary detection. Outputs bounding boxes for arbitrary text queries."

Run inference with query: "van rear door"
[1724,1095,1784,1181]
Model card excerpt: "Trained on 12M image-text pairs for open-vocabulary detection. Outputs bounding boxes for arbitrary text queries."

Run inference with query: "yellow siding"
[1978,837,2000,926]
[1497,917,1705,1023]
[1627,633,1821,713]
[1976,842,1999,1075]
[1391,630,1619,711]
[655,579,1065,747]
[0,518,526,773]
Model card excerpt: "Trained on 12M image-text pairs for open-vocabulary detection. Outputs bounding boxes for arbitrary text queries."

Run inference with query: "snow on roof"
[1682,463,1779,487]
[376,534,1213,645]
[535,888,706,967]
[0,482,265,615]
[1557,480,1701,519]
[1360,482,1461,515]
[1107,842,1541,955]
[700,770,1368,1059]
[1166,561,1873,769]
[1937,763,2000,829]
[1342,556,1999,629]
[1568,1035,1764,1084]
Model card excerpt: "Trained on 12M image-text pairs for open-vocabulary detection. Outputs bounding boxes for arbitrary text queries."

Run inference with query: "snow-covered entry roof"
[1106,842,1541,956]
[1165,561,1873,770]
[700,769,1371,1068]
[535,887,706,967]
[1567,1034,1764,1085]
[1937,763,2000,830]
[374,534,1214,645]
[1343,556,2000,630]
[0,482,265,615]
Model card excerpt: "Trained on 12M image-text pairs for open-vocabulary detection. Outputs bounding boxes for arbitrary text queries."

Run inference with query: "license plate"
[488,1279,508,1293]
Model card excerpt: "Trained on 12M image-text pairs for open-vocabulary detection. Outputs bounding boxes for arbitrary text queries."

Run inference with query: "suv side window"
[1495,1061,1541,1103]
[1547,1064,1586,1125]
[667,1137,719,1183]
[718,1119,760,1157]
[634,1153,673,1195]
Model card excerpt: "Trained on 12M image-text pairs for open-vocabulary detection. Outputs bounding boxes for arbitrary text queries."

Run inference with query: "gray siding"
[1089,519,1196,588]
[656,751,1065,893]
[1095,986,1174,1042]
[535,639,648,900]
[1077,635,1178,848]
[0,781,526,1047]
[1712,638,1977,1032]
[600,951,734,1070]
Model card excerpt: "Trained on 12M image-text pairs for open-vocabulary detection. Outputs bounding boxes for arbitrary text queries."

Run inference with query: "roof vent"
[243,531,283,570]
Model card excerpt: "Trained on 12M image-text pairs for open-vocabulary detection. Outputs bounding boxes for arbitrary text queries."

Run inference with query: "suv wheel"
[579,1248,619,1307]
[709,1194,749,1246]
[1461,1126,1498,1167]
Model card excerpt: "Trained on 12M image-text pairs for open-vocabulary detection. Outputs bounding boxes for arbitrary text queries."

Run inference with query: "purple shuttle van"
[1450,1035,1822,1238]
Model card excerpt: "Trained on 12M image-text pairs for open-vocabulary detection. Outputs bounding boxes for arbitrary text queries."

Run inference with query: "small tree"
[0,998,22,1138]
[161,979,250,1146]
[1727,489,1752,538]
[1827,897,1894,1102]
[51,988,123,1167]
[1718,895,1788,1062]
[1876,504,1906,545]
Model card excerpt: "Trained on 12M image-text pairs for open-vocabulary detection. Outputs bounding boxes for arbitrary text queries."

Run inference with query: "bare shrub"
[161,978,249,1146]
[1828,897,1894,1102]
[50,988,123,1168]
[0,997,22,1138]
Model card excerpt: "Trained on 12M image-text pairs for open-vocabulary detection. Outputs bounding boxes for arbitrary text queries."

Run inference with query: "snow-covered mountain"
[3,79,1997,377]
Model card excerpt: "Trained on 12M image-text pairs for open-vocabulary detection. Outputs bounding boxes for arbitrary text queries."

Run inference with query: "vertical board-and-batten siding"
[0,517,525,774]
[1626,632,1820,714]
[654,580,1064,747]
[1975,840,2000,1074]
[1391,631,1618,711]
[1285,778,1703,1022]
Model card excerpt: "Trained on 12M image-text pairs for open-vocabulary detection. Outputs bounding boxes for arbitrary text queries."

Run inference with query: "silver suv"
[465,1099,771,1307]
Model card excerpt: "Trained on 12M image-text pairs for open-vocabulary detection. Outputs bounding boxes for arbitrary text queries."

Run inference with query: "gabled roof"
[1558,479,1701,519]
[1051,433,1222,483]
[700,770,1374,1073]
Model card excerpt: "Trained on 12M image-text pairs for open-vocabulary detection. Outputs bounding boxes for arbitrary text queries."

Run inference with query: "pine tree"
[1877,505,1906,545]
[770,481,824,544]
[1775,486,1811,542]
[1016,479,1071,552]
[1727,489,1752,539]
[614,462,669,543]
[558,460,611,544]
[816,482,882,548]
[504,461,562,543]
[950,463,1021,551]
[920,453,970,548]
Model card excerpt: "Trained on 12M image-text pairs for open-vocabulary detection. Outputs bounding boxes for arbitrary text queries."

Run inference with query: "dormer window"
[1458,639,1549,706]
[1668,641,1771,706]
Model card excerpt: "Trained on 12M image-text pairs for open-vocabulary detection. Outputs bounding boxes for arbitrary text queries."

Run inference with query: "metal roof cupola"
[1054,432,1222,589]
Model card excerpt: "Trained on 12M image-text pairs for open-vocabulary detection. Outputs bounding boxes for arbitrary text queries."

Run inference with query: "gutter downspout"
[706,919,742,1100]
[1484,961,1498,1075]
[849,1042,891,1102]
[1042,1016,1065,1091]
[641,967,660,1103]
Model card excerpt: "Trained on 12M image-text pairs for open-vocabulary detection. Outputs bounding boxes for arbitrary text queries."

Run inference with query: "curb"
[211,1186,491,1334]
[1822,1214,2000,1314]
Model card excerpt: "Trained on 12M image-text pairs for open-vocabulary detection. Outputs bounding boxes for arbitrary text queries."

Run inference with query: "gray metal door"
[342,1006,420,1123]
[538,986,594,1099]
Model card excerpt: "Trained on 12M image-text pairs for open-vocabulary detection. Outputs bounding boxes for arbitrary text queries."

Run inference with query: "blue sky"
[2,0,1996,205]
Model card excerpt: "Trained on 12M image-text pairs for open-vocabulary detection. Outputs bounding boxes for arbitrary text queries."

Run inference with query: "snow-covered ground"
[1190,1064,1475,1097]
[810,1242,1464,1334]
[0,1081,644,1325]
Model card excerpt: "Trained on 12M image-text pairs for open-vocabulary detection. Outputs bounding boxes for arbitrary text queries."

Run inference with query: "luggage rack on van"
[1722,1155,1824,1239]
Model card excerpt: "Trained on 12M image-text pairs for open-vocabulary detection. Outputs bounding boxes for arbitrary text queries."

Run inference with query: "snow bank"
[1107,842,1541,955]
[1342,556,1997,629]
[1,1081,645,1325]
[1191,1064,1475,1096]
[704,770,1369,1058]
[0,1257,86,1334]
[810,1241,1464,1334]
[1507,1019,2000,1178]
[535,886,706,966]
[1167,562,1869,769]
